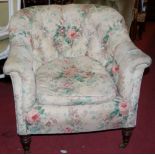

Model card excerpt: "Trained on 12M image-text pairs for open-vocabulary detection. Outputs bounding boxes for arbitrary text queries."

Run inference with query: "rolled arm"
[3,10,36,135]
[4,47,35,135]
[108,12,152,103]
[3,46,35,135]
[107,10,152,127]
[114,41,151,73]
[113,40,152,127]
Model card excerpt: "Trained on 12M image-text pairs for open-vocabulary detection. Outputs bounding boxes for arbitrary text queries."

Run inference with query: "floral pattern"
[26,109,41,124]
[36,57,117,106]
[53,24,81,53]
[3,4,151,135]
[26,97,129,134]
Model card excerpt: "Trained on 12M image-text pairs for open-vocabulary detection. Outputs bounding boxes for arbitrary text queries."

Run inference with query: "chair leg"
[20,135,31,153]
[120,128,134,148]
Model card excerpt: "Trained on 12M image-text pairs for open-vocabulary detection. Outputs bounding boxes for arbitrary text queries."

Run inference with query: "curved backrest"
[9,4,129,71]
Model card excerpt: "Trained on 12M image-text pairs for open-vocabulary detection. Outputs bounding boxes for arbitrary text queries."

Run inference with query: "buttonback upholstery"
[4,4,151,135]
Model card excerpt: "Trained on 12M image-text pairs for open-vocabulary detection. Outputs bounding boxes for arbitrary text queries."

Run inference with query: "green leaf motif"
[103,34,109,43]
[37,106,42,110]
[39,109,45,115]
[110,109,119,118]
[57,72,64,79]
[73,97,92,105]
[74,74,84,82]
[63,88,73,94]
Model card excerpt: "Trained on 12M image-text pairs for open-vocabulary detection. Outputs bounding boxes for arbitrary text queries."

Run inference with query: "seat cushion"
[36,56,117,106]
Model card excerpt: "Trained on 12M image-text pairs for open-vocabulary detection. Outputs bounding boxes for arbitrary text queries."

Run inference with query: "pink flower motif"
[60,28,65,34]
[67,29,78,40]
[112,65,119,73]
[26,109,40,124]
[65,127,73,133]
[64,65,78,77]
[63,82,72,88]
[119,101,129,116]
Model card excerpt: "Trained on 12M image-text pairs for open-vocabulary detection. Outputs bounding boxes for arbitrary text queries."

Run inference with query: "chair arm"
[3,47,36,135]
[3,45,33,75]
[113,41,151,103]
[114,41,151,72]
[3,50,36,109]
[124,66,146,127]
[9,72,28,135]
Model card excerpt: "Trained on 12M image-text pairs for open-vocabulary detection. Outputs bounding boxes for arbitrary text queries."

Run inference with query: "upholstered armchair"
[4,4,151,153]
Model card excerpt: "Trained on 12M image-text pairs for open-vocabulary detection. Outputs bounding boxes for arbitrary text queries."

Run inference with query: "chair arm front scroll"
[3,47,35,135]
[113,40,151,126]
[107,11,152,108]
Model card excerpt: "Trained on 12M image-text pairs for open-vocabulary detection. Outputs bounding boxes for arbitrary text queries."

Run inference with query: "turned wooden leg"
[20,135,31,153]
[120,128,134,148]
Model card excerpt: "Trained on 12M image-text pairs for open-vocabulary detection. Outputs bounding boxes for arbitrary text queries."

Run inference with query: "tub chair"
[3,4,151,153]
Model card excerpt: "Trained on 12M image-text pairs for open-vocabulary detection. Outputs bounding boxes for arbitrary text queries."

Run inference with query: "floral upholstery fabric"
[3,4,151,135]
[36,56,117,106]
[26,97,129,134]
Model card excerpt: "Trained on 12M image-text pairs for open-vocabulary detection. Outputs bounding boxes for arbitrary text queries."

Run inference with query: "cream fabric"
[3,4,151,135]
[36,56,117,106]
